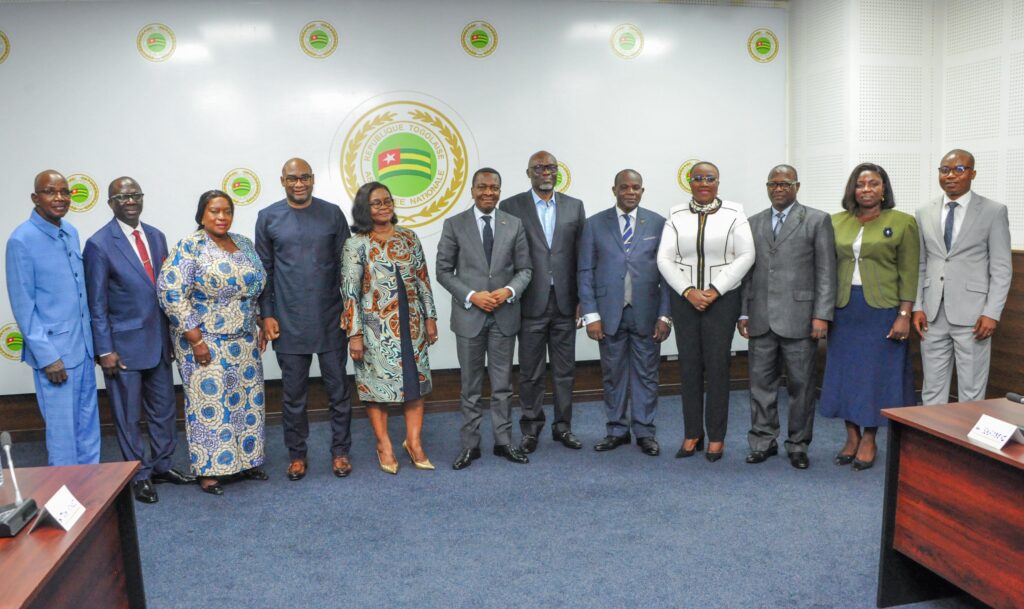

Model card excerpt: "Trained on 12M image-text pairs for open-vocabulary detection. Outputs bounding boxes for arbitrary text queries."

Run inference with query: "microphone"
[1006,392,1024,405]
[0,431,39,537]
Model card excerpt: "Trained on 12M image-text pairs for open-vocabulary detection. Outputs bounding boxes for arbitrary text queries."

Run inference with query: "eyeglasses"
[369,198,394,209]
[529,164,558,175]
[688,175,718,184]
[35,188,71,198]
[937,166,972,176]
[110,193,144,204]
[284,174,314,185]
[766,181,796,189]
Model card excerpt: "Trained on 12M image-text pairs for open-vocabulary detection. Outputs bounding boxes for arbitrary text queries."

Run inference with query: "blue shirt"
[772,202,795,233]
[531,189,556,247]
[6,210,93,368]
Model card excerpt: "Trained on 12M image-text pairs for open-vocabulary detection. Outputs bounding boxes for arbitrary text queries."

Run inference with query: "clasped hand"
[470,288,512,312]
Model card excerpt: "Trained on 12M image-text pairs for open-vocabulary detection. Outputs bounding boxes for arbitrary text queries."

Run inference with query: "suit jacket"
[833,209,918,309]
[5,211,93,369]
[657,199,755,296]
[255,197,350,354]
[84,219,172,370]
[435,207,533,338]
[741,202,837,339]
[578,207,671,336]
[914,193,1012,325]
[498,190,585,317]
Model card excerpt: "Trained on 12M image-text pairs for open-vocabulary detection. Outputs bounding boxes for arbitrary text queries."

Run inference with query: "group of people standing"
[6,148,1010,500]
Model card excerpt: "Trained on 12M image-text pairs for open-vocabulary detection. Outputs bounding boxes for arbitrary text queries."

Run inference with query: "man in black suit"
[498,150,586,453]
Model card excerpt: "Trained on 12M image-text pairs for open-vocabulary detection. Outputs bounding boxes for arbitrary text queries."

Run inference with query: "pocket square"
[642,236,657,240]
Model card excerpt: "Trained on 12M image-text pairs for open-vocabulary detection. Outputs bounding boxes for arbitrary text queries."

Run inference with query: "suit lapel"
[950,196,981,254]
[490,210,512,273]
[520,192,549,252]
[773,203,803,247]
[110,220,154,286]
[606,209,627,254]
[461,208,488,267]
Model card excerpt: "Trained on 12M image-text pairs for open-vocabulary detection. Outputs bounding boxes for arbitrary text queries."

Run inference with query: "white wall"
[0,0,787,394]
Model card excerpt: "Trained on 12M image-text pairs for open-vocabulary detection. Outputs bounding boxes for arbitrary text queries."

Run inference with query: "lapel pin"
[883,227,893,237]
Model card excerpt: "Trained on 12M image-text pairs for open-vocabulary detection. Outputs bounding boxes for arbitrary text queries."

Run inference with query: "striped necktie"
[622,214,633,252]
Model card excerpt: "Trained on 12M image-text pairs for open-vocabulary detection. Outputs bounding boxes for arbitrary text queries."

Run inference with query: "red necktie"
[132,229,156,284]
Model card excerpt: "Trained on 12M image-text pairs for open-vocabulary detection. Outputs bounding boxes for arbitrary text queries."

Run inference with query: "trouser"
[746,329,817,454]
[518,287,576,437]
[456,316,516,450]
[598,305,660,439]
[276,349,353,460]
[671,289,740,443]
[920,300,992,404]
[106,354,177,480]
[34,359,100,466]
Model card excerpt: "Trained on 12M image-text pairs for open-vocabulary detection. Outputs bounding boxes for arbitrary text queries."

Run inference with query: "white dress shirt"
[464,206,516,308]
[942,190,972,246]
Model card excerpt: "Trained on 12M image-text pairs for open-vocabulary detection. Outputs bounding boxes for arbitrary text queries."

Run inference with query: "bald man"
[84,177,194,503]
[6,170,99,465]
[255,158,353,480]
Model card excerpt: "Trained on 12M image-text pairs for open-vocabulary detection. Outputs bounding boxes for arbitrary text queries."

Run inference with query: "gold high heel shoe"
[402,440,436,470]
[377,449,399,475]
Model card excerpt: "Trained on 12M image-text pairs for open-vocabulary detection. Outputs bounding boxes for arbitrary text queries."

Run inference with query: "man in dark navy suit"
[84,176,195,503]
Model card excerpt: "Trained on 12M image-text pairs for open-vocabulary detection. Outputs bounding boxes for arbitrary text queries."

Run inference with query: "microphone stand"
[0,432,39,537]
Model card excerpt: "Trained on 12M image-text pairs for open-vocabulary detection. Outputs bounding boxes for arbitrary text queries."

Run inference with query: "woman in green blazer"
[819,163,919,470]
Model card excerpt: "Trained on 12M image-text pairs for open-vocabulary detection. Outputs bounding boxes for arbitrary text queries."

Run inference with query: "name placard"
[968,414,1024,450]
[29,485,85,533]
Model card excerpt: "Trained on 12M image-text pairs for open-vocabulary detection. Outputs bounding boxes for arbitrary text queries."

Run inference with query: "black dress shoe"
[637,436,660,456]
[675,436,705,458]
[241,467,269,481]
[493,444,529,464]
[131,479,158,504]
[789,452,810,469]
[520,434,538,454]
[745,444,779,464]
[552,430,582,450]
[199,478,224,496]
[452,447,481,470]
[152,468,197,485]
[594,434,631,452]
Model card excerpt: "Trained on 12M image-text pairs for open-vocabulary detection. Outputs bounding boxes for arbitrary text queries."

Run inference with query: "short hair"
[614,169,642,186]
[767,164,799,181]
[351,181,397,234]
[841,163,896,211]
[691,161,720,176]
[943,148,975,166]
[195,189,234,229]
[472,167,501,187]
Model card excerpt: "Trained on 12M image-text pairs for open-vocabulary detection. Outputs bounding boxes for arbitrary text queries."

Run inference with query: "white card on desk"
[28,484,85,533]
[968,414,1024,450]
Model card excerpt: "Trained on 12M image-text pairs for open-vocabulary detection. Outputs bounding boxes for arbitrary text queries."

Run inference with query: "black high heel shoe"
[199,477,224,496]
[241,467,269,481]
[834,452,856,466]
[675,436,705,458]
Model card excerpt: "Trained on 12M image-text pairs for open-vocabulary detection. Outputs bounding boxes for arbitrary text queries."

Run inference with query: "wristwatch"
[898,310,909,317]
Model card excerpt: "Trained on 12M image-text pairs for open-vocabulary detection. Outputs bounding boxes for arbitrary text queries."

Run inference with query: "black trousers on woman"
[670,289,741,443]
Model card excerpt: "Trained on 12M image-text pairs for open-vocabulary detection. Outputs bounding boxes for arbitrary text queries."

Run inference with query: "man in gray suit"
[579,169,671,455]
[912,149,1012,404]
[499,150,586,453]
[256,158,353,481]
[436,168,533,469]
[738,165,835,469]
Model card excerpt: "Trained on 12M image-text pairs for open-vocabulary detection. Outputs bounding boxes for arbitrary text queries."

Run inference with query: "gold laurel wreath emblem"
[342,107,467,228]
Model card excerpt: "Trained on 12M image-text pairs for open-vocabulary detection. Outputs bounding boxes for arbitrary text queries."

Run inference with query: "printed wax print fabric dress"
[158,230,267,476]
[341,227,437,403]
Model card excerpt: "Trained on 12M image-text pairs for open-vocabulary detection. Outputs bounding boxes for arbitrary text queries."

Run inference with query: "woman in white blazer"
[657,161,754,462]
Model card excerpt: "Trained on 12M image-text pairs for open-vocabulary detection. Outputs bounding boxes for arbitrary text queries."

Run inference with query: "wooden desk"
[878,399,1024,609]
[0,462,146,609]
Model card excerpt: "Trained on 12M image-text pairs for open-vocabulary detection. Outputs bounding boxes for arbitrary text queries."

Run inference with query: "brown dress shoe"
[332,455,352,478]
[287,459,307,481]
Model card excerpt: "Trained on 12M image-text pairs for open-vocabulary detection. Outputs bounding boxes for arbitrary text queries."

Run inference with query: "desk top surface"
[0,462,137,609]
[883,399,1024,470]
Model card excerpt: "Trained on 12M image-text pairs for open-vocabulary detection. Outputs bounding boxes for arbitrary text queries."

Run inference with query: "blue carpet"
[14,392,981,609]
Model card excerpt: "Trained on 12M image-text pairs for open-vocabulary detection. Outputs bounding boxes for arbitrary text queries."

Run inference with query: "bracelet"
[682,287,694,297]
[189,338,206,348]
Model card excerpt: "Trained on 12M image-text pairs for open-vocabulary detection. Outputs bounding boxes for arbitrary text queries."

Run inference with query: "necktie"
[622,214,633,252]
[773,211,784,240]
[133,229,156,283]
[944,201,958,251]
[482,215,493,267]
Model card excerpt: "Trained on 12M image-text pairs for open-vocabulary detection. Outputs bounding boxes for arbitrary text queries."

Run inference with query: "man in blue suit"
[578,169,672,455]
[6,170,99,466]
[84,176,195,503]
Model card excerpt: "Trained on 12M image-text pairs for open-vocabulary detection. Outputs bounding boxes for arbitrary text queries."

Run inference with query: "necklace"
[689,197,722,214]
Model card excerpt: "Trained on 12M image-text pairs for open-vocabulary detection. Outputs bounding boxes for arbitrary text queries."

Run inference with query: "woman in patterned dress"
[158,190,268,495]
[341,182,439,474]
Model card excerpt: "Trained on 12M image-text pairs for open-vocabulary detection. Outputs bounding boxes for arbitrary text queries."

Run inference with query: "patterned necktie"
[944,201,958,251]
[773,211,784,240]
[622,214,633,252]
[482,215,493,266]
[133,229,156,283]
